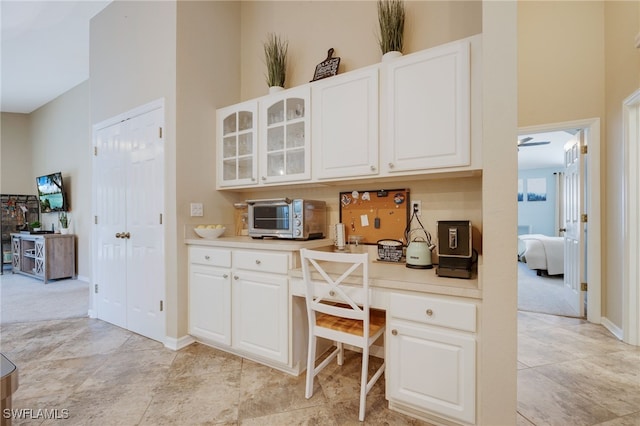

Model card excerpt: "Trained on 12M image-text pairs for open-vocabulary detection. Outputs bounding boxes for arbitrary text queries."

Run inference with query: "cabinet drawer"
[233,250,290,274]
[389,293,476,332]
[189,246,231,268]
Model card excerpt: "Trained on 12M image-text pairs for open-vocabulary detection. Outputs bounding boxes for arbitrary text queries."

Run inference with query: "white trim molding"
[519,118,602,324]
[164,335,196,351]
[623,89,640,346]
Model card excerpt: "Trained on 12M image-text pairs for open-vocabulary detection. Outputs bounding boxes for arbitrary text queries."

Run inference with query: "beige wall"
[239,1,481,101]
[518,0,640,330]
[1,113,33,194]
[29,81,92,280]
[603,1,640,327]
[176,0,243,340]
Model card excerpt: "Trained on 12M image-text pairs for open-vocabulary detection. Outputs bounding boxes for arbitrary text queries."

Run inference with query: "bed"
[518,234,564,276]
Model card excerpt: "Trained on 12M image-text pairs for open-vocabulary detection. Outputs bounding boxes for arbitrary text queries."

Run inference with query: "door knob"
[123,232,130,239]
[115,233,122,238]
[559,228,567,232]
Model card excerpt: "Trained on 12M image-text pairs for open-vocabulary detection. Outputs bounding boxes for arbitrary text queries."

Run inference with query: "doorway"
[517,119,601,323]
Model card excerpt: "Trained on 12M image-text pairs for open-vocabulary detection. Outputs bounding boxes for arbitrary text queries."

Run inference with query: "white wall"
[518,167,563,236]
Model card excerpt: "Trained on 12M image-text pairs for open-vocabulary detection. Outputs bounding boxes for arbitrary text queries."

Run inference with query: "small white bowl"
[194,227,225,239]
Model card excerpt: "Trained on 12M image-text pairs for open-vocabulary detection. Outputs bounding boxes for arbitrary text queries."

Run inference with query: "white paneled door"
[563,130,586,317]
[94,102,165,342]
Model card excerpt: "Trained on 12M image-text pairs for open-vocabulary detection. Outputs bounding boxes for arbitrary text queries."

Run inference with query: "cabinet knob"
[234,275,239,280]
[426,309,434,317]
[391,329,398,336]
[255,259,261,265]
[261,176,266,181]
[204,255,210,260]
[388,162,394,169]
[223,274,229,278]
[329,290,335,297]
[370,165,376,171]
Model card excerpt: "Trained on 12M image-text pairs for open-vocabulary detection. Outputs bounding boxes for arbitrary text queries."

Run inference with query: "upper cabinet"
[217,101,259,188]
[258,86,311,185]
[381,38,471,174]
[215,35,480,190]
[312,66,379,180]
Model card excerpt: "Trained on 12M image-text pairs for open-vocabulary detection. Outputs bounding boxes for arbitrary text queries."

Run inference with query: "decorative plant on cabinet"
[377,0,405,61]
[263,33,288,93]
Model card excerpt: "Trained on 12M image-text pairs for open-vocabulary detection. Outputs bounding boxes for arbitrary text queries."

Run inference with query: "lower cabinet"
[387,292,477,425]
[188,246,290,368]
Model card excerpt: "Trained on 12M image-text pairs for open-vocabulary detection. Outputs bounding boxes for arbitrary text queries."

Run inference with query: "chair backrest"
[299,248,371,336]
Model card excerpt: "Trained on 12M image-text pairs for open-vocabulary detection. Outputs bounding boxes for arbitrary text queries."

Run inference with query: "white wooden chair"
[299,248,385,421]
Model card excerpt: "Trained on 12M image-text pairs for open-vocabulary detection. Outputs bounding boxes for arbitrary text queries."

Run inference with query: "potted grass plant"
[263,33,288,93]
[59,212,70,234]
[377,0,405,61]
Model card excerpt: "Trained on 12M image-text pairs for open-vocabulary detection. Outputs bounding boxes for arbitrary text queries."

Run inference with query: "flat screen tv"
[36,172,68,212]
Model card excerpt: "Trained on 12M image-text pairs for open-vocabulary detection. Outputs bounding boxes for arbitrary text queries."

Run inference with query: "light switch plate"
[190,203,203,217]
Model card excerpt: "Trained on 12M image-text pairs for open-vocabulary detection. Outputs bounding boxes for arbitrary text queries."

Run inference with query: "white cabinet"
[188,246,290,366]
[216,101,258,188]
[312,66,379,179]
[387,292,476,424]
[381,39,471,174]
[259,86,311,184]
[188,246,232,345]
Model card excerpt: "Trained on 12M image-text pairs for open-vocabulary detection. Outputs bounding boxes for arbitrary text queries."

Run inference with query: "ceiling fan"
[518,136,551,150]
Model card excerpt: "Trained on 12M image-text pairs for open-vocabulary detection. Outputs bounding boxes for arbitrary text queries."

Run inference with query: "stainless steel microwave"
[246,198,326,240]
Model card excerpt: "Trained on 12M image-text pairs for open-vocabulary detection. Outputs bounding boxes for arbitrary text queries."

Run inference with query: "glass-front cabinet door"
[216,101,258,188]
[259,86,311,184]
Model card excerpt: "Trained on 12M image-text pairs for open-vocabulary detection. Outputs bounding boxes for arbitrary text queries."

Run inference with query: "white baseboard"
[76,274,90,283]
[164,334,196,351]
[601,316,624,340]
[87,309,97,318]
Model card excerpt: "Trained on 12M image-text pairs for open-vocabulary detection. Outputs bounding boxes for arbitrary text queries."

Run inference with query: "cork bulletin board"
[339,189,410,245]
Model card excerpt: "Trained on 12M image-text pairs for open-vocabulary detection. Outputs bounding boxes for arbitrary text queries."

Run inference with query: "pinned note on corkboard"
[338,189,410,245]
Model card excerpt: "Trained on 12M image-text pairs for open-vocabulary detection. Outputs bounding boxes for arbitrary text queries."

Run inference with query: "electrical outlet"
[190,203,203,217]
[412,200,422,217]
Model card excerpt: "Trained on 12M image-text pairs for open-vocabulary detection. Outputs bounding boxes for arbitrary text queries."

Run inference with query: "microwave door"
[252,204,291,231]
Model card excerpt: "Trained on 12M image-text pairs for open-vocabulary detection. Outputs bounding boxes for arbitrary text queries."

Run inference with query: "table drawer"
[189,246,231,268]
[389,293,476,332]
[233,250,290,274]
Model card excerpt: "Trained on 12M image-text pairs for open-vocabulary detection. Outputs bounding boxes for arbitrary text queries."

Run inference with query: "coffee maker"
[436,220,473,279]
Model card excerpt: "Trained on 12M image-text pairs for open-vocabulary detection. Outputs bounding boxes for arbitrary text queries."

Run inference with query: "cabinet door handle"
[255,259,261,265]
[391,329,398,336]
[426,309,434,317]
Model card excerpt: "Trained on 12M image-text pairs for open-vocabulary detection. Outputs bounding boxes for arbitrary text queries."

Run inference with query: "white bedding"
[518,234,564,275]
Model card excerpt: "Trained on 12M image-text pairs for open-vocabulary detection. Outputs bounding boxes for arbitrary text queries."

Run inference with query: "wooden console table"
[11,233,76,283]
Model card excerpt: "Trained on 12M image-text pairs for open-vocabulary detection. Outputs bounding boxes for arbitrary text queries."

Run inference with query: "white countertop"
[185,225,481,299]
[289,256,481,300]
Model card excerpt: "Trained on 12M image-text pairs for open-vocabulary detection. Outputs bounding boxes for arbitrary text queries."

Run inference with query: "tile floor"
[1,311,638,425]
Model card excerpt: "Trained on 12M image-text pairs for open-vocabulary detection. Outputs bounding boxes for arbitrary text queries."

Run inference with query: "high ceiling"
[1,0,111,114]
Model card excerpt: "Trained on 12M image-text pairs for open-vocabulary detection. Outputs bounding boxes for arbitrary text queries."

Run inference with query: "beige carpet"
[517,261,581,317]
[0,270,89,324]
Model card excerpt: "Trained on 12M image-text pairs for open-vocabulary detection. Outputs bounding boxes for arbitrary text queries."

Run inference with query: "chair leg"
[305,335,317,399]
[337,341,344,366]
[359,347,369,422]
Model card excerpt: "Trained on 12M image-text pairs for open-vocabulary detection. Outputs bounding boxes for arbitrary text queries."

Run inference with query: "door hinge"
[94,284,99,294]
[581,145,588,155]
[159,127,163,138]
[94,215,98,225]
[581,282,588,291]
[159,213,163,225]
[581,214,588,223]
[94,146,98,156]
[160,300,164,312]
